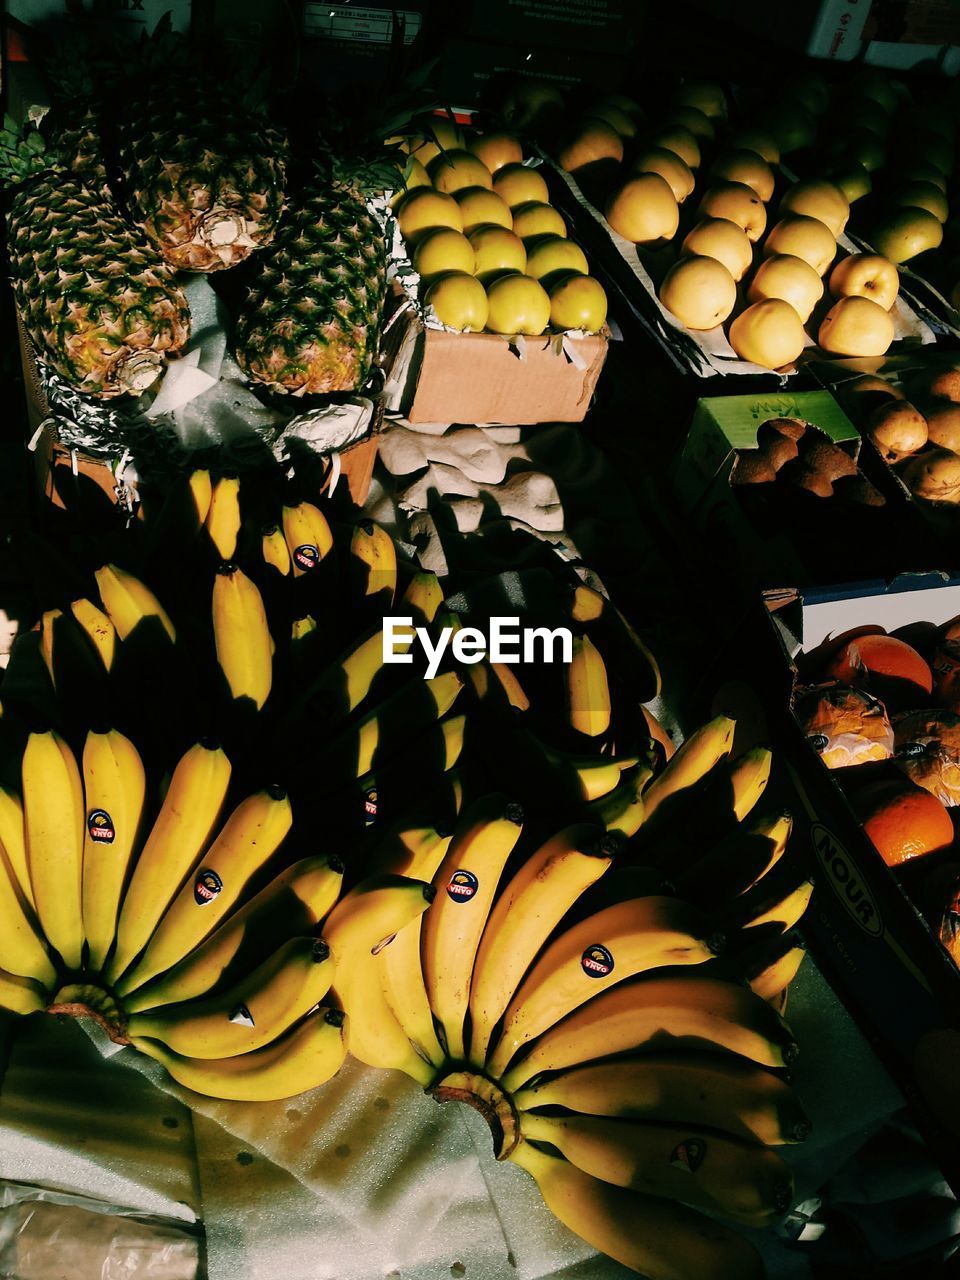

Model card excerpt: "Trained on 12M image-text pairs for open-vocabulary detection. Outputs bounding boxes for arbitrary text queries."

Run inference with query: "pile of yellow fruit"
[553,80,903,369]
[391,117,608,337]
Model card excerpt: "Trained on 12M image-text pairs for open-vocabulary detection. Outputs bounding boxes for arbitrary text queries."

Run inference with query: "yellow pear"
[747,254,824,322]
[629,148,695,203]
[829,162,872,204]
[425,273,489,331]
[672,80,727,119]
[764,215,837,275]
[455,187,513,235]
[467,131,524,173]
[818,296,895,356]
[828,253,899,310]
[525,236,588,281]
[470,226,527,284]
[780,180,849,236]
[398,189,464,245]
[549,273,608,332]
[411,118,466,167]
[659,255,737,330]
[871,208,944,263]
[682,218,753,281]
[605,174,680,243]
[665,106,714,142]
[709,149,775,201]
[511,202,567,241]
[557,120,624,173]
[413,228,476,279]
[429,150,493,194]
[726,128,780,165]
[485,273,551,335]
[890,181,949,223]
[493,164,550,208]
[648,126,700,169]
[697,181,767,242]
[729,299,807,368]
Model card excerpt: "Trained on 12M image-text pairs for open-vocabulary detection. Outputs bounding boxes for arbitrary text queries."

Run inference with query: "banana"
[401,569,444,627]
[304,627,391,721]
[107,741,231,985]
[323,873,436,963]
[0,837,56,986]
[322,671,464,780]
[291,615,317,642]
[674,810,792,907]
[205,475,242,561]
[583,762,653,837]
[740,933,807,1002]
[514,1053,812,1145]
[727,746,773,822]
[725,877,814,935]
[0,786,34,908]
[487,662,531,712]
[568,585,662,703]
[468,824,617,1066]
[38,609,62,686]
[281,502,334,575]
[261,524,291,575]
[212,563,273,709]
[0,969,48,1016]
[70,599,117,670]
[23,731,85,971]
[500,973,798,1093]
[131,1007,347,1101]
[509,1141,765,1280]
[127,936,334,1058]
[566,634,611,738]
[123,855,343,1012]
[519,1111,794,1227]
[535,738,640,802]
[188,469,213,524]
[422,794,525,1062]
[641,715,736,819]
[81,729,146,974]
[487,896,715,1078]
[350,520,397,604]
[370,824,453,879]
[118,786,293,994]
[95,565,176,643]
[570,583,606,623]
[336,946,436,1085]
[381,833,451,1068]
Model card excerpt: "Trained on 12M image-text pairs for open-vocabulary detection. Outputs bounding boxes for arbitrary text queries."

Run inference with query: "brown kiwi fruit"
[799,436,858,480]
[780,459,835,497]
[731,451,777,485]
[760,417,807,442]
[759,434,800,471]
[833,473,886,506]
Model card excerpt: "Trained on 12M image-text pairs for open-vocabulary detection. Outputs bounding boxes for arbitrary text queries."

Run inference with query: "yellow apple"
[764,215,837,275]
[747,253,824,322]
[659,255,737,329]
[548,272,608,332]
[725,128,780,165]
[829,253,899,310]
[672,80,727,119]
[826,129,887,172]
[710,149,775,201]
[890,181,949,223]
[768,105,817,154]
[629,147,695,203]
[729,299,807,369]
[681,218,753,281]
[697,181,767,242]
[893,161,948,193]
[500,80,564,131]
[648,126,701,169]
[605,174,680,243]
[587,103,638,138]
[871,207,944,263]
[557,120,624,174]
[829,162,872,204]
[665,105,715,142]
[818,296,895,356]
[466,131,524,174]
[780,180,849,237]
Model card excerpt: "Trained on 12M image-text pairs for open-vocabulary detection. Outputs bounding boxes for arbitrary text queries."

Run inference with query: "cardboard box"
[464,0,636,54]
[737,575,960,1190]
[380,298,607,425]
[439,36,625,100]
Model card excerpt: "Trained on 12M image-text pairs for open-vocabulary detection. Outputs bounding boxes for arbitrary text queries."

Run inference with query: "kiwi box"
[715,574,960,1193]
[674,389,928,590]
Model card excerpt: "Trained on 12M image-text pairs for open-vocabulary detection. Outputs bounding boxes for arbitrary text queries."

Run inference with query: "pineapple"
[234,185,387,396]
[118,79,286,273]
[0,117,191,398]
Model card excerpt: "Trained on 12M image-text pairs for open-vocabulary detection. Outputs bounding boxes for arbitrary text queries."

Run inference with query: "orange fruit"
[825,633,933,699]
[854,778,954,866]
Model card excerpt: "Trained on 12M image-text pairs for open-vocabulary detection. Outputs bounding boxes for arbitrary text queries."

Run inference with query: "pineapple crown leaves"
[0,116,63,188]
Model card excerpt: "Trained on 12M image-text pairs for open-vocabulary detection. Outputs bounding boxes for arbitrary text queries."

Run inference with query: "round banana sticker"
[581,943,614,978]
[446,869,479,903]
[87,809,115,844]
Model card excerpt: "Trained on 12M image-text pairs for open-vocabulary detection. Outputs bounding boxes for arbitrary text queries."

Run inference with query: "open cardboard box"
[716,573,960,1192]
[673,388,929,589]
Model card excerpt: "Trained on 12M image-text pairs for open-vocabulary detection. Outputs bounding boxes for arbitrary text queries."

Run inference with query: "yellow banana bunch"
[281,502,334,575]
[23,731,85,971]
[0,970,48,1016]
[0,833,56,987]
[205,475,241,560]
[0,787,34,908]
[212,563,274,709]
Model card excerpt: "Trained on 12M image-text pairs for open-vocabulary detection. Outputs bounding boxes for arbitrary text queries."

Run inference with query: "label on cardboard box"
[7,0,190,32]
[304,3,422,43]
[467,0,633,54]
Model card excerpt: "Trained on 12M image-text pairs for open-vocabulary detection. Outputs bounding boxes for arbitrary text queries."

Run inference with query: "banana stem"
[48,984,129,1045]
[430,1069,520,1159]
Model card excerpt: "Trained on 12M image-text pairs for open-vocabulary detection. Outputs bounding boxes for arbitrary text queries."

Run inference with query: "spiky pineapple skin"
[235,186,386,396]
[119,83,286,273]
[8,175,191,398]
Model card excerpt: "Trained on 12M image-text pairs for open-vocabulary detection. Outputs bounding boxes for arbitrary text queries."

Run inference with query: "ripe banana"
[675,810,792,906]
[350,520,397,604]
[261,524,291,575]
[23,731,85,971]
[281,502,334,575]
[401,569,444,627]
[335,945,436,1085]
[381,832,451,1068]
[519,1111,794,1227]
[70,598,117,670]
[0,786,34,908]
[583,762,653,837]
[500,973,798,1093]
[370,823,453,879]
[291,615,317,642]
[566,634,611,738]
[123,855,343,1012]
[568,585,662,702]
[205,475,241,561]
[81,729,146,974]
[0,842,56,987]
[727,746,773,823]
[188,469,213,524]
[740,932,807,1002]
[107,740,232,984]
[486,662,531,712]
[324,873,436,963]
[212,563,273,709]
[119,786,293,993]
[468,824,617,1066]
[514,1052,812,1145]
[487,896,715,1078]
[126,936,334,1058]
[535,737,640,802]
[131,1007,347,1101]
[422,794,525,1062]
[509,1141,765,1280]
[570,583,605,623]
[38,609,61,687]
[0,969,48,1016]
[95,565,176,643]
[641,715,736,819]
